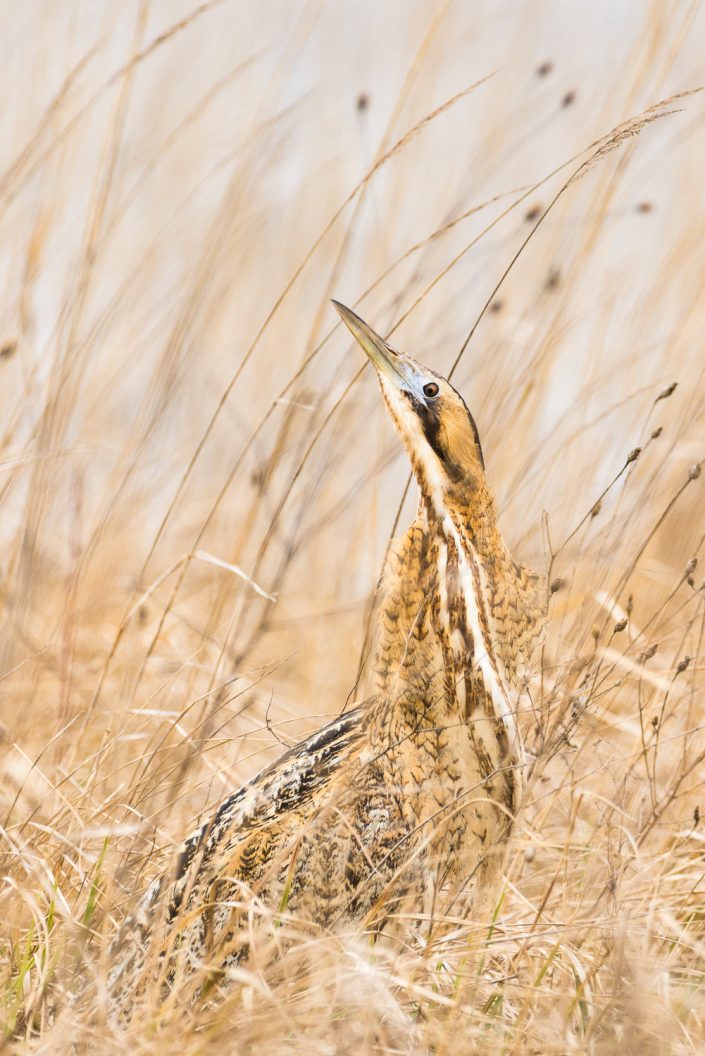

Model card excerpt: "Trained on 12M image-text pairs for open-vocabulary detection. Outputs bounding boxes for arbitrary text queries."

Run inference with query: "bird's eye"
[423,382,439,398]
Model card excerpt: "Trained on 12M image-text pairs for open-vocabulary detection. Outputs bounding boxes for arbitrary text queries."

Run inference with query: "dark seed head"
[546,267,561,290]
[637,643,658,665]
[250,466,266,490]
[656,382,677,402]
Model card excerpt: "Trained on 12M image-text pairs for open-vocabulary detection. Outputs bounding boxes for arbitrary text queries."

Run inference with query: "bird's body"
[109,304,546,1011]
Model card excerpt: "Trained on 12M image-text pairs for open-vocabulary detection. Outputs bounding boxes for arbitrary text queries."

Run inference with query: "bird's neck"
[440,478,547,687]
[369,485,545,762]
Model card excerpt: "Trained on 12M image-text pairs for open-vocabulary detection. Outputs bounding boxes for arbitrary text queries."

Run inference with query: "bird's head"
[333,301,486,502]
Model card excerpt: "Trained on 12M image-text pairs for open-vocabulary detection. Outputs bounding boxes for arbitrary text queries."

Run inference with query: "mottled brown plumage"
[109,302,546,1012]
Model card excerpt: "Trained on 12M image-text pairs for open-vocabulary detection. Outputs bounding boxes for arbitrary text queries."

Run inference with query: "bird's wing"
[132,704,368,927]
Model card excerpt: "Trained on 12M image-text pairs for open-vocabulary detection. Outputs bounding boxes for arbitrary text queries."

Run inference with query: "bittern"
[109,302,546,1010]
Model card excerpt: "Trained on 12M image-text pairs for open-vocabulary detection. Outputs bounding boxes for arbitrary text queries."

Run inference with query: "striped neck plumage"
[373,482,525,748]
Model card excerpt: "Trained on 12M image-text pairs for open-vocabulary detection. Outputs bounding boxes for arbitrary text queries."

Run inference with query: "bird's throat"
[368,494,545,815]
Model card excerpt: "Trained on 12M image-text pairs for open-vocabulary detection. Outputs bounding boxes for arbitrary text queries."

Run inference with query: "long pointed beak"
[332,300,409,390]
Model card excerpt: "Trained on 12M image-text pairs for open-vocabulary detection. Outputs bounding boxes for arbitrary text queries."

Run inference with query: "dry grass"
[1,2,705,1052]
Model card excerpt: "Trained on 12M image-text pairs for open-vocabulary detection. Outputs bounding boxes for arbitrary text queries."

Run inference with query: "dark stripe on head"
[402,391,484,478]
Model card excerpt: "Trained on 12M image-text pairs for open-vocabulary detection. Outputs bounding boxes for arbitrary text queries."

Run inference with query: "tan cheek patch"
[440,402,483,471]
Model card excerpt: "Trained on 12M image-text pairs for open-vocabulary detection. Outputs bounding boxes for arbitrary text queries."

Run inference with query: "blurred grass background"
[1,1,705,1052]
